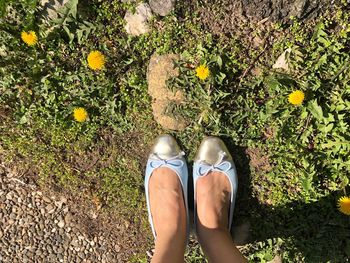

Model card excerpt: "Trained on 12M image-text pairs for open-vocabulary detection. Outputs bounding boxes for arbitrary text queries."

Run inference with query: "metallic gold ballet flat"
[193,136,238,232]
[144,134,190,244]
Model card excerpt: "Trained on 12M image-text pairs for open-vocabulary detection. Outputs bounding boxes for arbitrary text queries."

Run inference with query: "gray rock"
[289,0,307,18]
[149,0,175,16]
[124,3,153,36]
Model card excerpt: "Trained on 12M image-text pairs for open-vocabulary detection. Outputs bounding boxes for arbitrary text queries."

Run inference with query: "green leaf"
[300,109,308,119]
[324,123,334,133]
[307,100,323,121]
[217,55,222,68]
[19,115,28,124]
[312,22,327,41]
[266,76,280,91]
[340,177,349,189]
[264,252,273,261]
[76,21,99,44]
[301,174,313,192]
[216,72,226,84]
[52,0,78,26]
[63,25,74,43]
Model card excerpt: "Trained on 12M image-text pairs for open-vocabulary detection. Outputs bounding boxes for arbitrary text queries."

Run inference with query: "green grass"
[1,0,350,262]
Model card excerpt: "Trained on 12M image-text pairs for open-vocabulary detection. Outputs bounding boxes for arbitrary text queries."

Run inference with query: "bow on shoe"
[198,151,232,176]
[149,151,185,169]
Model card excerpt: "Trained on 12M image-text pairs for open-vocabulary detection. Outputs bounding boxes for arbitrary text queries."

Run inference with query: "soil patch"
[246,147,272,173]
[198,0,328,36]
[195,0,330,52]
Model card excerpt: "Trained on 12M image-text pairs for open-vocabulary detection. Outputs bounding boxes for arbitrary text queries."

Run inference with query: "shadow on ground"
[222,137,350,262]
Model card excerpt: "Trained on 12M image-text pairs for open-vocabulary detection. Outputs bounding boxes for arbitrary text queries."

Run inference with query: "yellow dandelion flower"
[196,64,210,80]
[73,107,88,122]
[21,31,38,46]
[338,196,350,215]
[288,90,305,105]
[87,50,105,70]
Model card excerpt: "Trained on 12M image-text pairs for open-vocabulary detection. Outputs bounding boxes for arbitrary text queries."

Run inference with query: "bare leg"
[149,167,187,263]
[196,171,247,263]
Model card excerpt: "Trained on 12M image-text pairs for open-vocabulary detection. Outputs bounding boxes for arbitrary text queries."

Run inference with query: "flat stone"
[124,3,153,36]
[289,0,307,18]
[147,54,188,131]
[149,0,176,16]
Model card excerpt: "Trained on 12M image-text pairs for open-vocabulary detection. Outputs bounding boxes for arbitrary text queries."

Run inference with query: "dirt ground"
[191,0,329,38]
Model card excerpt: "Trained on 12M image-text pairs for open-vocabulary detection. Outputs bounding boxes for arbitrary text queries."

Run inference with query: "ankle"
[153,234,186,263]
[153,194,186,239]
[197,222,228,239]
[197,226,231,254]
[156,215,186,239]
[196,209,228,230]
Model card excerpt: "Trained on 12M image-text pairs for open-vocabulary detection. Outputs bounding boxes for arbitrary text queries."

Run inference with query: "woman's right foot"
[196,171,231,236]
[193,137,247,263]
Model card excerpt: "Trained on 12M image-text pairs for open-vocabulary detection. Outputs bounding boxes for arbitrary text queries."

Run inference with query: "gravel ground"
[0,170,118,263]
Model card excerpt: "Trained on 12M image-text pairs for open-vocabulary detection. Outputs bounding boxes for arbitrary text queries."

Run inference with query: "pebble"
[114,244,121,252]
[64,213,72,225]
[46,204,55,214]
[42,197,51,203]
[57,220,65,228]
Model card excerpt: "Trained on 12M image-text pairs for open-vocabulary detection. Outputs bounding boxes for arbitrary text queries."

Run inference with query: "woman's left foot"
[196,171,231,231]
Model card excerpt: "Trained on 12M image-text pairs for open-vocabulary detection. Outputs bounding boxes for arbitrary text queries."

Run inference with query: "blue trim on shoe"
[145,151,190,244]
[193,151,238,232]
